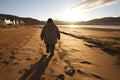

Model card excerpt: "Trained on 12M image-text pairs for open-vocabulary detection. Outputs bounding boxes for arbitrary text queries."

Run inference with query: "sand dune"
[0,26,120,80]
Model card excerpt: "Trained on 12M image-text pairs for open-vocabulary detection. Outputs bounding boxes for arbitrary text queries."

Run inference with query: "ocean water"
[57,25,120,29]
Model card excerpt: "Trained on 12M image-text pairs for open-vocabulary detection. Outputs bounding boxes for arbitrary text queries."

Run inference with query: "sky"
[0,0,120,21]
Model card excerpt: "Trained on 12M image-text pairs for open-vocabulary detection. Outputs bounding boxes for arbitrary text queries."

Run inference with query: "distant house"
[12,19,25,25]
[5,19,12,24]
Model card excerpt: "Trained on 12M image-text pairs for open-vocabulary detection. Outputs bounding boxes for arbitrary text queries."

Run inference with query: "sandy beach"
[0,26,120,80]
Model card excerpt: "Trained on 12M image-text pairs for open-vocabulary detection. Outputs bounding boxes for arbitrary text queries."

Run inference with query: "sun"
[56,9,83,22]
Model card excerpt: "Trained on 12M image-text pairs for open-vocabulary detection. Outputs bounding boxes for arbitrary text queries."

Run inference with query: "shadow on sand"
[19,54,54,80]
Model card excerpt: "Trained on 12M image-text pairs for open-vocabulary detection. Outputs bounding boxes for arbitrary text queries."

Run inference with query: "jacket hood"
[45,22,57,31]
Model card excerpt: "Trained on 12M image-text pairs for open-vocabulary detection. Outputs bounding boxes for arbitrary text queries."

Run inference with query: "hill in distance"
[0,13,120,25]
[54,17,120,25]
[0,14,45,26]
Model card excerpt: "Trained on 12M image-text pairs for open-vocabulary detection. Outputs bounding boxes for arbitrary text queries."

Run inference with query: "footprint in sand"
[2,60,9,65]
[80,61,98,67]
[85,44,98,48]
[52,74,64,80]
[80,61,92,65]
[9,55,16,60]
[26,58,32,60]
[70,48,79,52]
[64,65,75,77]
[77,69,90,77]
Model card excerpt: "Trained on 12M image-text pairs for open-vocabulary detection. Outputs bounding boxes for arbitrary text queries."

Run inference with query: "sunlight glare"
[57,8,83,22]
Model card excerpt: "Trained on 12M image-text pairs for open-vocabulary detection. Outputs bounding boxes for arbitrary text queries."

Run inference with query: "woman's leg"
[50,44,55,54]
[46,44,50,53]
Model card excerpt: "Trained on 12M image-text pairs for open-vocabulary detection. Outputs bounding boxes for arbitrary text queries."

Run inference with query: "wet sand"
[0,26,120,80]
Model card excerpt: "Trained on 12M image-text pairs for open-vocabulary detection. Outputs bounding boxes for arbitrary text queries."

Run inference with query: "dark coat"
[40,22,60,44]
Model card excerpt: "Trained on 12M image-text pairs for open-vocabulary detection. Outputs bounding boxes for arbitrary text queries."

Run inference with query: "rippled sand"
[0,26,120,80]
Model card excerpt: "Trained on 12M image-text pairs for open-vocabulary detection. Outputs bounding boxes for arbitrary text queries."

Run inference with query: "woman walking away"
[40,18,60,55]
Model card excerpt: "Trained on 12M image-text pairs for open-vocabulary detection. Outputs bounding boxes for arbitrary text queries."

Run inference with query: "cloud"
[71,0,119,9]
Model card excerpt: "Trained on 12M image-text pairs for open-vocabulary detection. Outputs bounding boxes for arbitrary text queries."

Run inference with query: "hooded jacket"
[40,22,60,44]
